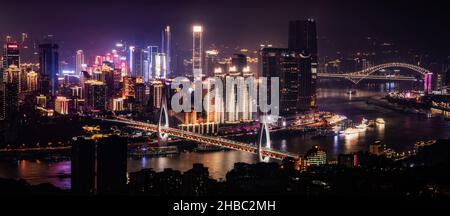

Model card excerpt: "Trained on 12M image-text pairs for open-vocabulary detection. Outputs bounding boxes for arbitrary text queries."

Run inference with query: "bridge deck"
[105,118,300,160]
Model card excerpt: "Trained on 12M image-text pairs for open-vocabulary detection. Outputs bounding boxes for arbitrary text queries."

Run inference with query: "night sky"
[1,0,449,60]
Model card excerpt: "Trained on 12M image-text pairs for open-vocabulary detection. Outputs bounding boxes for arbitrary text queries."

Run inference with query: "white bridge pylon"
[258,118,271,162]
[157,95,169,146]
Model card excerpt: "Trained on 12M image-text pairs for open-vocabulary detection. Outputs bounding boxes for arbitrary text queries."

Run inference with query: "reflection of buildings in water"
[376,124,385,138]
[343,133,359,149]
[431,108,450,118]
[281,140,287,151]
[332,135,339,156]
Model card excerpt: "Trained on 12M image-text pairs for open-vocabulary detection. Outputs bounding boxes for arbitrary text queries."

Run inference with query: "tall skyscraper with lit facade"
[144,46,158,82]
[288,19,318,109]
[55,96,70,115]
[261,48,299,116]
[76,50,85,74]
[38,39,59,96]
[162,26,171,77]
[192,25,203,80]
[205,50,218,77]
[304,145,327,166]
[130,47,144,79]
[84,80,107,111]
[3,42,20,68]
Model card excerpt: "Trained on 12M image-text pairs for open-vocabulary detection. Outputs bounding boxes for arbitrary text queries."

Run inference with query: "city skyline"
[1,0,449,61]
[0,0,449,203]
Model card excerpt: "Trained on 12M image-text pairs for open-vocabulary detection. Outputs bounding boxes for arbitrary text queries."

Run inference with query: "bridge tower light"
[157,95,169,146]
[258,116,271,162]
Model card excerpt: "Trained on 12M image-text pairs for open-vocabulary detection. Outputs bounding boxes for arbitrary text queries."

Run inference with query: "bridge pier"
[257,119,271,162]
[157,96,169,146]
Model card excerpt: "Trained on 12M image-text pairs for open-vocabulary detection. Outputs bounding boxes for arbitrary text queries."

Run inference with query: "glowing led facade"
[112,97,124,111]
[162,26,171,77]
[76,50,85,74]
[27,71,38,92]
[55,96,70,115]
[192,25,203,80]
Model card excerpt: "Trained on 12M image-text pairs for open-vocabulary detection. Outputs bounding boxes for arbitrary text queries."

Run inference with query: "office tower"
[4,65,21,93]
[155,53,167,79]
[132,47,144,78]
[261,48,299,116]
[39,39,59,96]
[128,46,135,76]
[338,153,357,168]
[162,26,171,77]
[446,65,450,92]
[1,83,19,120]
[101,62,115,97]
[112,97,124,111]
[26,71,38,92]
[76,50,85,74]
[143,49,150,82]
[3,42,20,68]
[54,96,70,115]
[231,53,247,74]
[71,137,96,195]
[134,81,148,110]
[304,145,327,166]
[36,94,47,108]
[0,83,4,120]
[288,19,318,109]
[84,80,107,111]
[96,136,127,195]
[297,51,315,110]
[192,25,203,80]
[150,80,163,109]
[145,46,158,81]
[204,50,218,77]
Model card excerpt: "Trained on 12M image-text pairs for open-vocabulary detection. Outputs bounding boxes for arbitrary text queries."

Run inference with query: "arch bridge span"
[318,62,431,84]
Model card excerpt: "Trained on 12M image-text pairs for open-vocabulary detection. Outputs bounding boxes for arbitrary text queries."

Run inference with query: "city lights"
[0,1,449,206]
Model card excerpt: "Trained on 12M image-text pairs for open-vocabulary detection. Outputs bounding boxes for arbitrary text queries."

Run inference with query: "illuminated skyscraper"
[261,48,299,116]
[112,97,124,111]
[150,80,163,109]
[38,39,59,96]
[304,145,327,166]
[26,71,38,92]
[129,46,135,76]
[3,42,20,68]
[0,83,4,120]
[288,19,318,109]
[36,94,47,108]
[162,26,171,77]
[130,47,144,79]
[4,65,21,92]
[204,50,219,77]
[76,50,85,74]
[55,96,70,115]
[84,80,107,111]
[155,53,167,79]
[145,46,158,82]
[192,25,203,80]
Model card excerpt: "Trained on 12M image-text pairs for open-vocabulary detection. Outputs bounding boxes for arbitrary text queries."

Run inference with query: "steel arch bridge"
[318,62,431,84]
